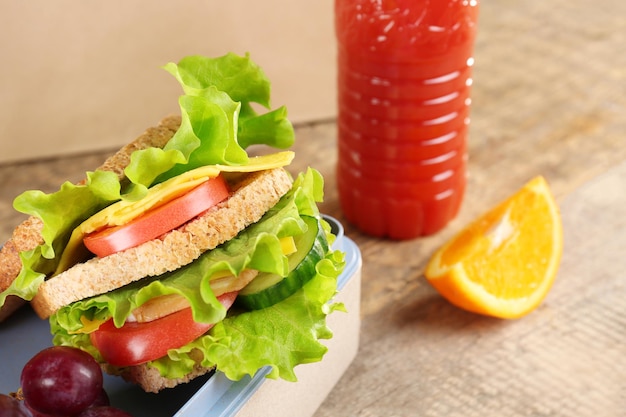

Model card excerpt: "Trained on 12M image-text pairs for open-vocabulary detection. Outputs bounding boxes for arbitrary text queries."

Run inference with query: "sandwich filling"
[57,152,294,273]
[52,169,346,383]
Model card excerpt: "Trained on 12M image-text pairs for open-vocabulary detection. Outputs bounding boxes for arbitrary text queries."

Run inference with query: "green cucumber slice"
[237,216,328,310]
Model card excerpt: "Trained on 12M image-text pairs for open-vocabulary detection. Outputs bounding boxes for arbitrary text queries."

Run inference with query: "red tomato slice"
[84,175,230,257]
[90,292,238,367]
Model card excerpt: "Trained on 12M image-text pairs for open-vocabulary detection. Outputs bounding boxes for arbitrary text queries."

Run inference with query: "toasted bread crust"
[0,217,44,290]
[0,219,44,320]
[31,168,293,318]
[0,115,181,321]
[103,349,212,393]
[95,115,180,179]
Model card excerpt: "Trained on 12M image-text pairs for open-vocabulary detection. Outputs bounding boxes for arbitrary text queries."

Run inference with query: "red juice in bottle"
[335,0,479,239]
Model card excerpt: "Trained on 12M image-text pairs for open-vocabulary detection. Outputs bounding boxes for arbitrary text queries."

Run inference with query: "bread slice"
[0,217,44,321]
[0,115,181,321]
[31,167,293,318]
[103,349,212,393]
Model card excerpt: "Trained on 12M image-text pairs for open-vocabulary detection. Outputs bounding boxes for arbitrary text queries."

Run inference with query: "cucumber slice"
[237,216,328,310]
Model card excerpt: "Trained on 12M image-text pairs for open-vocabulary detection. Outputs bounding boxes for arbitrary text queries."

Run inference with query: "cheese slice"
[55,151,294,274]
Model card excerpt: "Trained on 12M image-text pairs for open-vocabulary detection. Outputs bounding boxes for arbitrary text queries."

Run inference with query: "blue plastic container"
[0,216,362,417]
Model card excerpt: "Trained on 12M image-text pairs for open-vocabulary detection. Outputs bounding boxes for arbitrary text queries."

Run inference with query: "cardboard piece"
[0,1,337,163]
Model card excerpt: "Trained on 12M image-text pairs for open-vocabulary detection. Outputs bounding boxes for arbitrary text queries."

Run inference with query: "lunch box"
[0,215,362,417]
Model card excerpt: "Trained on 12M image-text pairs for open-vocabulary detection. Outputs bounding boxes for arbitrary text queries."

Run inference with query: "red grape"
[23,389,110,417]
[0,394,32,417]
[20,347,103,417]
[22,402,53,417]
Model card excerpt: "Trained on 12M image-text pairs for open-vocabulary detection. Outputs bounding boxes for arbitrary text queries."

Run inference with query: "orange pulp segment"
[424,176,563,319]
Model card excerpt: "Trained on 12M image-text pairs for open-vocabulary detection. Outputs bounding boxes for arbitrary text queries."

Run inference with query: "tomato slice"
[84,175,230,257]
[90,292,237,367]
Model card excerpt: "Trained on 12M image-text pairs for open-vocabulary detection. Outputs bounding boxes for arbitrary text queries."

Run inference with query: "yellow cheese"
[55,151,294,275]
[279,236,298,255]
[68,315,107,335]
[215,151,294,173]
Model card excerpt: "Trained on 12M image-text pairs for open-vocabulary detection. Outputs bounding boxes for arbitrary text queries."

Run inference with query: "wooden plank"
[315,159,626,417]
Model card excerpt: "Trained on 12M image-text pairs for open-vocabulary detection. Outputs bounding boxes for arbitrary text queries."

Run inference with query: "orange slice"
[424,176,563,319]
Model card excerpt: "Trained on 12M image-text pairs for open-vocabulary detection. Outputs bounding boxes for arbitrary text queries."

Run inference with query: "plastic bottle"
[335,0,479,239]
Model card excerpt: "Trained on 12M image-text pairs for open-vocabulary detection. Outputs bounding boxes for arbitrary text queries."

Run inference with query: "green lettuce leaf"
[50,169,347,382]
[163,53,272,107]
[124,88,245,189]
[194,249,346,382]
[124,53,295,188]
[238,104,294,149]
[0,53,295,308]
[0,171,122,306]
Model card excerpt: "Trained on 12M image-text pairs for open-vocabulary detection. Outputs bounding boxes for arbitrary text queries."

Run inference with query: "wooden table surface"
[1,0,626,415]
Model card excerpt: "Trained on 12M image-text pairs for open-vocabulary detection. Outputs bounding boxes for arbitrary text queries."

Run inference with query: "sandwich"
[0,53,346,393]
